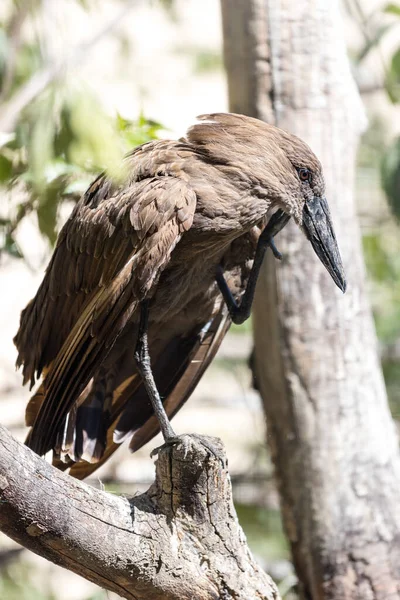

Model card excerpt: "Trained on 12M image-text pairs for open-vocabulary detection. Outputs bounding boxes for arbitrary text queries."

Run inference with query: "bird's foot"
[150,433,226,468]
[269,237,283,260]
[260,208,290,260]
[150,436,179,458]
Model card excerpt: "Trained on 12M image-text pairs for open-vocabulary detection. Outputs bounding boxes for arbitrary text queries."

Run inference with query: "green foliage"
[386,47,400,103]
[357,115,388,169]
[0,87,163,256]
[173,45,223,75]
[382,359,400,418]
[0,1,164,259]
[116,112,164,147]
[193,50,223,74]
[347,1,400,354]
[360,2,400,103]
[158,0,177,17]
[344,0,395,63]
[0,561,56,600]
[385,2,400,16]
[356,22,393,63]
[362,232,400,342]
[381,135,400,220]
[0,558,110,600]
[345,1,400,102]
[235,503,289,562]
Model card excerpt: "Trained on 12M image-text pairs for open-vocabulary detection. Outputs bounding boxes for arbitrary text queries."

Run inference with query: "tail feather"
[25,385,45,427]
[67,305,230,480]
[26,259,138,456]
[66,373,142,479]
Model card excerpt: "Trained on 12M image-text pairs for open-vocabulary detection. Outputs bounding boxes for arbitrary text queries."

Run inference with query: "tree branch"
[0,425,279,600]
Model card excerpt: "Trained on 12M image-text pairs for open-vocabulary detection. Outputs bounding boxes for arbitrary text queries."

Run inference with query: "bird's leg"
[135,305,224,462]
[216,209,290,325]
[134,300,176,441]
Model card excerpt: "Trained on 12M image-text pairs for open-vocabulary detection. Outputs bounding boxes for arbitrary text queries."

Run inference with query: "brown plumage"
[14,113,346,479]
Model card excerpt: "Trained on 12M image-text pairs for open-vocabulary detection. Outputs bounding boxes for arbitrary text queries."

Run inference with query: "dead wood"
[0,426,280,600]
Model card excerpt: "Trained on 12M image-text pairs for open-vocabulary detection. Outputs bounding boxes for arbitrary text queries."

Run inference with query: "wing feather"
[17,173,196,456]
[53,227,260,478]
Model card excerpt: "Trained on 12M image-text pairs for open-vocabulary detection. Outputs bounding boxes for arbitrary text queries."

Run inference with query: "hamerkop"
[14,113,346,479]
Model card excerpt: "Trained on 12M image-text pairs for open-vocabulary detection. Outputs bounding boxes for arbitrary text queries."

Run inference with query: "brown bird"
[14,113,346,479]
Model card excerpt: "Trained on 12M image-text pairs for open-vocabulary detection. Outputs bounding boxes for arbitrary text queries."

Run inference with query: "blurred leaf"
[0,132,16,148]
[374,303,400,342]
[36,182,61,245]
[159,0,175,8]
[0,1,164,259]
[75,0,94,9]
[381,135,400,219]
[54,104,76,159]
[157,0,178,20]
[362,233,396,281]
[116,111,164,148]
[356,23,393,63]
[384,3,400,16]
[12,42,42,93]
[193,49,223,74]
[28,97,56,191]
[173,44,223,74]
[63,172,93,198]
[116,111,132,131]
[235,503,289,562]
[0,153,13,182]
[0,560,56,600]
[363,226,400,343]
[383,359,400,418]
[385,47,400,102]
[1,231,23,258]
[357,115,388,168]
[0,27,9,80]
[67,91,124,179]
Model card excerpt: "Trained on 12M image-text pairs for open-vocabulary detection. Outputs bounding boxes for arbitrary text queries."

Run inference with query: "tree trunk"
[0,427,280,600]
[221,1,400,599]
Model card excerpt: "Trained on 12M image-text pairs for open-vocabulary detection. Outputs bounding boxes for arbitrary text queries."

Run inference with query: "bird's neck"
[189,161,273,235]
[192,188,272,236]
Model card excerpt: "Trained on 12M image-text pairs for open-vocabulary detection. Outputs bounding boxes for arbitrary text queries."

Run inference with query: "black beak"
[302,197,347,293]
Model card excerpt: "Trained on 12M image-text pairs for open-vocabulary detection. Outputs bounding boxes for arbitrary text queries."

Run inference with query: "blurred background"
[0,0,400,598]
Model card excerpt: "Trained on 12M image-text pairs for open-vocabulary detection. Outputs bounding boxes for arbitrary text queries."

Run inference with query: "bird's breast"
[149,226,259,325]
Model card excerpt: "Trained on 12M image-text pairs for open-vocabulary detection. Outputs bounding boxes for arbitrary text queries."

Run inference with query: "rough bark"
[0,425,279,600]
[221,1,400,599]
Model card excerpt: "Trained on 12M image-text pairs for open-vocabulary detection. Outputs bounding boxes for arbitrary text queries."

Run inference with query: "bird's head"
[188,113,346,293]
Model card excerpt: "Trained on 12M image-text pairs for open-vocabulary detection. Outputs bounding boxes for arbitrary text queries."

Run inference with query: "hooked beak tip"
[337,276,347,294]
[302,197,347,294]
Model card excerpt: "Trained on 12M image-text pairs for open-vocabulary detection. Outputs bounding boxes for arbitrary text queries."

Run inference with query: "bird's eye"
[298,168,312,183]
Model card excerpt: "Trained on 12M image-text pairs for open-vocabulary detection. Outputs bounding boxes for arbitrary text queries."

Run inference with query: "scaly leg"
[134,300,176,441]
[216,209,290,325]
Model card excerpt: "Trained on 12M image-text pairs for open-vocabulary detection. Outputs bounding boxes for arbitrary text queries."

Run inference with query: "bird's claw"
[150,433,226,468]
[150,436,180,458]
[261,208,290,261]
[269,238,282,260]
